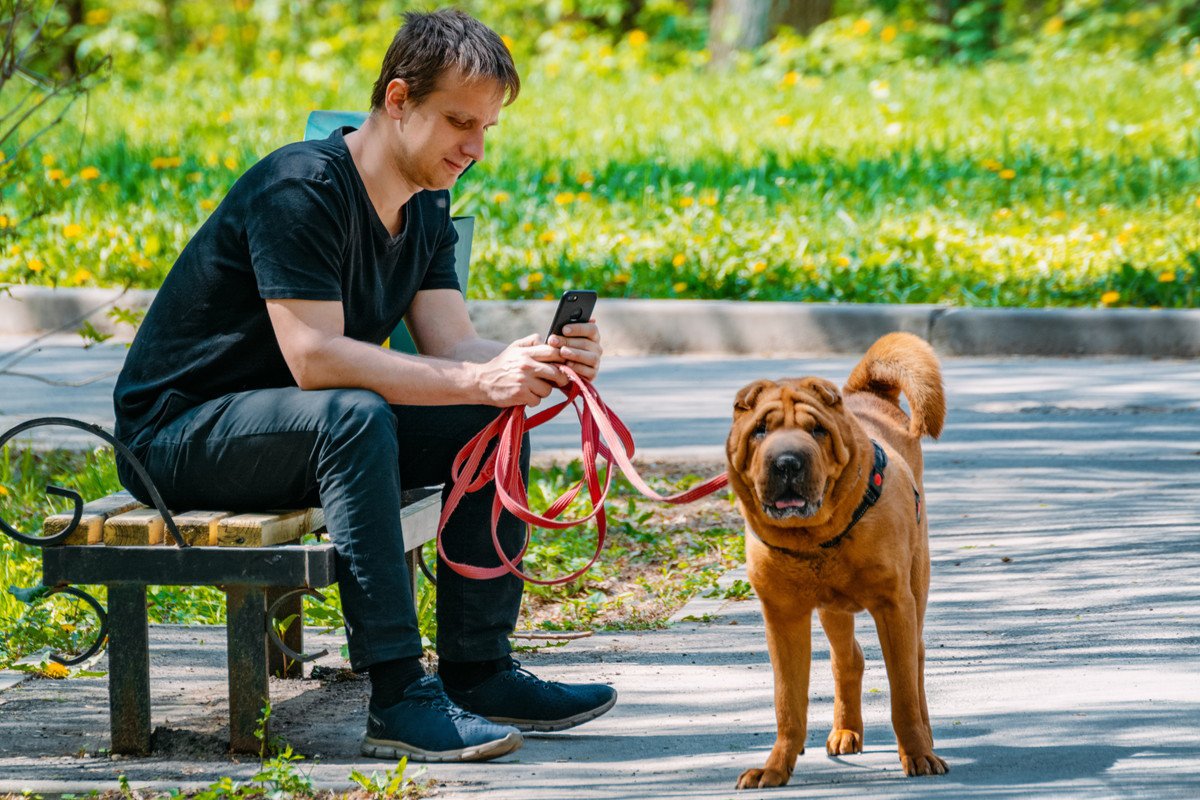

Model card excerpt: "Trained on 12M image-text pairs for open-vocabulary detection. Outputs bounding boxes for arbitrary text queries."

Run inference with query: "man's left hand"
[547,320,603,381]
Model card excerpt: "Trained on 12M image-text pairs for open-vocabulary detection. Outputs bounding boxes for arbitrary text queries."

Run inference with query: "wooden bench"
[40,488,442,755]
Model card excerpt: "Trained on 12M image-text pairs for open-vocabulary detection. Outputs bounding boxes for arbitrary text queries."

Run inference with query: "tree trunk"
[63,0,84,75]
[709,0,772,68]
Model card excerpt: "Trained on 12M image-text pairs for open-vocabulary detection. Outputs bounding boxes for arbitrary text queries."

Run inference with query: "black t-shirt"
[113,127,461,448]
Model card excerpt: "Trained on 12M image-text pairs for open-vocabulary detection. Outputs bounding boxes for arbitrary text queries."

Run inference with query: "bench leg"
[107,583,151,755]
[226,585,269,754]
[266,587,304,679]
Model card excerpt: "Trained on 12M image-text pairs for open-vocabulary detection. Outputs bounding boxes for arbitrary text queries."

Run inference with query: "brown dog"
[726,332,948,789]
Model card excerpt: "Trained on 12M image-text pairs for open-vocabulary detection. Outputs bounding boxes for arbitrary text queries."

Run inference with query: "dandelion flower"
[1159,271,1176,283]
[46,169,65,182]
[679,196,695,208]
[781,71,799,87]
[752,261,767,274]
[1100,290,1120,305]
[673,281,687,293]
[554,192,575,205]
[42,662,70,679]
[852,18,872,36]
[0,484,7,495]
[836,255,852,267]
[79,166,101,181]
[0,215,8,228]
[576,192,591,203]
[774,114,793,127]
[576,170,594,185]
[672,253,686,267]
[28,258,44,273]
[881,25,898,43]
[628,30,648,47]
[613,274,630,285]
[528,272,544,284]
[42,153,55,166]
[492,191,511,204]
[63,223,83,238]
[224,155,238,170]
[537,231,556,243]
[981,159,1003,172]
[501,282,514,293]
[501,35,515,51]
[71,269,93,285]
[200,199,217,211]
[999,169,1016,180]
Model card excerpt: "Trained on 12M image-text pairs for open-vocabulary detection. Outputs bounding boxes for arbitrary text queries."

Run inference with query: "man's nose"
[462,130,485,162]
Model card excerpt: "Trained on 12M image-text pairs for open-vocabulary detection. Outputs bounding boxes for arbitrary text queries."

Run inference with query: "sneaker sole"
[361,731,523,763]
[487,690,618,733]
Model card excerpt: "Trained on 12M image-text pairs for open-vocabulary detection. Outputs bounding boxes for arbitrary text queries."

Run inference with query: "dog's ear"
[733,380,773,416]
[798,377,841,407]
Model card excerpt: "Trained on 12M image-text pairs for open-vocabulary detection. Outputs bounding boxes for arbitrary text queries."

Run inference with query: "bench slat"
[104,508,165,546]
[43,491,144,545]
[170,511,234,546]
[217,508,325,547]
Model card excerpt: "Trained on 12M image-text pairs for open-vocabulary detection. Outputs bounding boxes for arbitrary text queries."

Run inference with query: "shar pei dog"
[726,332,948,789]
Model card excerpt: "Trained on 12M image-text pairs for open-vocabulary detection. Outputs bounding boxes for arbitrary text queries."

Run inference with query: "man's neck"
[344,116,418,237]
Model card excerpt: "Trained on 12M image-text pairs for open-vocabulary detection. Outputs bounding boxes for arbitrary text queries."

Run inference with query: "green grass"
[2,24,1198,308]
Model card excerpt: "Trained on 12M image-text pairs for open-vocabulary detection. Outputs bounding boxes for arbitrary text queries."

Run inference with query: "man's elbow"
[283,339,337,390]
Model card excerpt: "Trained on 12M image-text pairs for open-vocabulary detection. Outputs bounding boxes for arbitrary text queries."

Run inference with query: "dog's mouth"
[762,492,821,519]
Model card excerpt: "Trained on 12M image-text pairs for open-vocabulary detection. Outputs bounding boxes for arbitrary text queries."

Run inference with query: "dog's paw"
[736,767,791,790]
[825,728,863,756]
[901,752,949,777]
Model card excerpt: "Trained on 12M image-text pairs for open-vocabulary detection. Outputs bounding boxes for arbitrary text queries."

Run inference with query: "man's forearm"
[444,335,508,364]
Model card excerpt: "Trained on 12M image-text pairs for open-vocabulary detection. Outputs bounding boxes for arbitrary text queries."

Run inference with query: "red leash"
[435,366,729,585]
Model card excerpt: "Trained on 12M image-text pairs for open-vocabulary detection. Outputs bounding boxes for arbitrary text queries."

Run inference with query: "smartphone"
[546,290,597,340]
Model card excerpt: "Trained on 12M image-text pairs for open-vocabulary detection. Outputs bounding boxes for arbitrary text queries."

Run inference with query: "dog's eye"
[753,421,769,439]
[812,424,828,438]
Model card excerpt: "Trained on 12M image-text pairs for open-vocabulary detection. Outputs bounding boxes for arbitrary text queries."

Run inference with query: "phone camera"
[567,294,577,301]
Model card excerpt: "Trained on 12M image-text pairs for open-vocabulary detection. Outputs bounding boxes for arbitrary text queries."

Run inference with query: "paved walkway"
[1,337,1198,798]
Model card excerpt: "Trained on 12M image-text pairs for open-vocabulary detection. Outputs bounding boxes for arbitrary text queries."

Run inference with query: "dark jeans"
[116,387,527,670]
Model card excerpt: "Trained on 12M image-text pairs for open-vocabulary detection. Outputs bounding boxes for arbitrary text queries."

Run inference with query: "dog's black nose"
[772,452,804,478]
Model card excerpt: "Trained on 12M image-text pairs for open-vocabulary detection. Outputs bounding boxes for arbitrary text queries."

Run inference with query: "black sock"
[439,655,512,691]
[368,657,427,708]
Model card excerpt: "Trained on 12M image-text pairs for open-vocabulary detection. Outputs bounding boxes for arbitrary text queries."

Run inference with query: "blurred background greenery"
[1,0,1198,307]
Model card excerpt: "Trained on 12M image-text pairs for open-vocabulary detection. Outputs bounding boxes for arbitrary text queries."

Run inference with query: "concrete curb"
[3,286,1200,357]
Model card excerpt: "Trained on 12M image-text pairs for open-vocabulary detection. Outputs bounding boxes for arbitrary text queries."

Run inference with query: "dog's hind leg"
[819,608,865,756]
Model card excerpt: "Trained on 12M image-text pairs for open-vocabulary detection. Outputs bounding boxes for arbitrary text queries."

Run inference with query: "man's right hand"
[473,334,568,407]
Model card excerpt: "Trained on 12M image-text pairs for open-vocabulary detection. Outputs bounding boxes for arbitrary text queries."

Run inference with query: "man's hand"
[474,334,569,407]
[547,319,603,381]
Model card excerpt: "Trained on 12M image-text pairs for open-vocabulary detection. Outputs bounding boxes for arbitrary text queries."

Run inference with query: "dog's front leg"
[870,595,948,777]
[737,601,812,790]
[818,608,864,755]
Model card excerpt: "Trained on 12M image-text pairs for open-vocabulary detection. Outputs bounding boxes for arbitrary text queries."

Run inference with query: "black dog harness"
[750,440,918,558]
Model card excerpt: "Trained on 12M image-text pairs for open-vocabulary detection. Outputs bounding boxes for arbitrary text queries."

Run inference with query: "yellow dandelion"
[836,255,852,267]
[881,25,898,43]
[0,484,7,495]
[852,18,872,36]
[200,199,217,211]
[994,208,1012,219]
[537,231,556,243]
[522,222,535,232]
[673,281,688,293]
[1159,271,1176,283]
[79,166,101,181]
[224,155,238,170]
[28,258,44,273]
[46,168,65,181]
[576,170,594,185]
[218,111,233,125]
[1100,290,1120,305]
[998,168,1016,180]
[576,191,591,203]
[501,282,514,293]
[492,191,511,204]
[902,19,917,32]
[672,253,686,267]
[1098,205,1112,217]
[528,272,544,284]
[42,153,55,166]
[187,172,202,183]
[781,71,799,87]
[613,274,631,285]
[700,192,718,207]
[205,152,219,167]
[1044,16,1064,35]
[63,223,83,238]
[8,244,19,254]
[0,215,7,228]
[42,662,70,679]
[1193,196,1200,209]
[981,158,1003,172]
[71,268,93,285]
[85,8,111,24]
[774,114,793,127]
[554,192,575,205]
[501,35,514,51]
[752,261,767,274]
[678,196,695,208]
[628,30,648,47]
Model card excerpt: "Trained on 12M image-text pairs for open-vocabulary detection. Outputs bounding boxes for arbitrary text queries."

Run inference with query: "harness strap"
[817,441,887,549]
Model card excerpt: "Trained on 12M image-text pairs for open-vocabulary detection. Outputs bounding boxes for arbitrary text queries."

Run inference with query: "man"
[112,9,615,763]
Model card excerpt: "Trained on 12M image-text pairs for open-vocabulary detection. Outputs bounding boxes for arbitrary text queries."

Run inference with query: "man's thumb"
[514,333,541,347]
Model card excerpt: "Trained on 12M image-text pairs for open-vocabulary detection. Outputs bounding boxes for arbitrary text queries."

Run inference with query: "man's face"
[387,68,504,192]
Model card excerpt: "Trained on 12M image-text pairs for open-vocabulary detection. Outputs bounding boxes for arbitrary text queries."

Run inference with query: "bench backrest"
[302,110,473,354]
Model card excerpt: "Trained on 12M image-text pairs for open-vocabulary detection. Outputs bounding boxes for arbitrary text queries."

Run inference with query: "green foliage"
[348,758,413,800]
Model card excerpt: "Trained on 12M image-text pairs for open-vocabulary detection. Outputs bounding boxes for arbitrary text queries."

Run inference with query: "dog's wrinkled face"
[726,378,853,524]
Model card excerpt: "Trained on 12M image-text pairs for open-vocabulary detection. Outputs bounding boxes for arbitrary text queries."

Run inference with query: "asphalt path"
[1,336,1198,798]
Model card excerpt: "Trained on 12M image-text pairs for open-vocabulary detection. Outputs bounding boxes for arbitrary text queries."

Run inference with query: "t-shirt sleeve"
[420,193,463,293]
[245,177,346,301]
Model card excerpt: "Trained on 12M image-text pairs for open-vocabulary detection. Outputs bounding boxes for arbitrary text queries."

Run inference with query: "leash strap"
[435,366,729,586]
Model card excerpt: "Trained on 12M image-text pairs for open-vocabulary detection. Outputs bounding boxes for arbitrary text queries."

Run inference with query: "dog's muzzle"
[761,452,822,519]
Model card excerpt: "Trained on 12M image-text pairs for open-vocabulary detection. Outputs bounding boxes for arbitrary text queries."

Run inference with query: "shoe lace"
[409,678,479,723]
[508,658,553,688]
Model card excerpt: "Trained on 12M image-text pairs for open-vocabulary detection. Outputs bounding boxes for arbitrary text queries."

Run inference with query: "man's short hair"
[370,9,519,110]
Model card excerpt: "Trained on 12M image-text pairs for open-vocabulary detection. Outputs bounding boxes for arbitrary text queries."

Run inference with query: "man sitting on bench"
[112,9,614,763]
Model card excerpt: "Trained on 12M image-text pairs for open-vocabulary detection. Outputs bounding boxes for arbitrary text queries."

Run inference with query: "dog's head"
[725,378,858,526]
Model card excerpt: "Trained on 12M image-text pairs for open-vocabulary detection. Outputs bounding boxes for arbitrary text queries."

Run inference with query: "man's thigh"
[139,387,390,511]
[391,403,512,489]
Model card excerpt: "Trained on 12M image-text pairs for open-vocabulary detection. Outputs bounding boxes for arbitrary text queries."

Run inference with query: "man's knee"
[323,389,398,447]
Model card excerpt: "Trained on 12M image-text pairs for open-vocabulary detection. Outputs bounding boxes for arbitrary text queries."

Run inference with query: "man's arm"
[265,296,566,407]
[407,288,604,380]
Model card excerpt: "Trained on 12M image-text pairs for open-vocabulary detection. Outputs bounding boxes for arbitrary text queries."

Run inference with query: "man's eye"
[450,118,469,129]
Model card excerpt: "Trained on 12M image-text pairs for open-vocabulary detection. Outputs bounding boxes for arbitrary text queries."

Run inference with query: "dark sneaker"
[445,658,617,733]
[362,675,523,762]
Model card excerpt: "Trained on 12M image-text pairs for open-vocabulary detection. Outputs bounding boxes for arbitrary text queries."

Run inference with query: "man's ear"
[384,78,411,119]
[733,380,773,416]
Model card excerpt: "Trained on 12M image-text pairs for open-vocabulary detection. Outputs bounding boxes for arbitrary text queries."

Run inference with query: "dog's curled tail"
[844,332,945,439]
